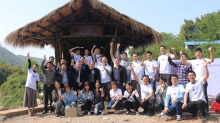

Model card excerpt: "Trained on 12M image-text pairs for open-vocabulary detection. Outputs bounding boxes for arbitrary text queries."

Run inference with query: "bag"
[216,93,220,103]
[211,102,220,113]
[65,107,77,117]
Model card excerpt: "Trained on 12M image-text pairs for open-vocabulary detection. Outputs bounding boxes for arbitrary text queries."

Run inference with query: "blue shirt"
[63,91,78,106]
[78,90,94,103]
[61,71,68,84]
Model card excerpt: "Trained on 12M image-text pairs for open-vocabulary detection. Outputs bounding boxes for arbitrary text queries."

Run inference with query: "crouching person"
[182,60,209,123]
[107,81,123,114]
[93,81,105,115]
[52,82,65,117]
[78,82,94,115]
[122,82,140,115]
[63,85,78,108]
[163,75,185,121]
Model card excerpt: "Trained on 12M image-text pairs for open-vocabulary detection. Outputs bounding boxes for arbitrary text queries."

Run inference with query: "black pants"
[43,84,54,111]
[140,96,156,111]
[89,81,95,91]
[130,80,140,94]
[101,82,110,101]
[74,82,84,91]
[203,82,208,110]
[123,100,139,112]
[159,74,171,86]
[81,100,92,112]
[185,100,206,117]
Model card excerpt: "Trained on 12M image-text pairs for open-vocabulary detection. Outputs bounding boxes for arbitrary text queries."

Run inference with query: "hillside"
[0,45,43,66]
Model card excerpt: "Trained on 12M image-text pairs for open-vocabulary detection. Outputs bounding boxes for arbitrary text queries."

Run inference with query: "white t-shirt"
[140,84,153,99]
[84,55,93,65]
[166,84,185,102]
[25,69,40,90]
[190,58,208,80]
[110,88,122,99]
[123,90,139,102]
[127,61,143,80]
[97,64,112,83]
[158,54,174,74]
[144,60,158,78]
[95,54,102,62]
[185,79,206,102]
[74,53,81,63]
[58,89,61,97]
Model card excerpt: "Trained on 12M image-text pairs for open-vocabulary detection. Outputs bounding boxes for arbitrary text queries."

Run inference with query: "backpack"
[216,93,220,103]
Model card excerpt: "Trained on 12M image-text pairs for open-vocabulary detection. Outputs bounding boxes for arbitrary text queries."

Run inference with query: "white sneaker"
[160,111,165,116]
[114,110,120,114]
[88,112,91,115]
[101,111,105,115]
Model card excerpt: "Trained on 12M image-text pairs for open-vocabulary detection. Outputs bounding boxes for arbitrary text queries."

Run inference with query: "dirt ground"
[0,110,220,123]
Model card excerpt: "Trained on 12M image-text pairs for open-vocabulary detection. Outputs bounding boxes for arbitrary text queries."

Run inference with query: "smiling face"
[115,59,120,67]
[160,46,166,54]
[125,84,132,92]
[133,54,138,61]
[55,82,60,89]
[84,49,89,55]
[61,64,67,71]
[32,64,38,71]
[95,82,100,89]
[90,62,95,68]
[171,76,178,86]
[122,53,128,60]
[142,76,149,85]
[158,78,165,85]
[195,51,202,59]
[188,72,196,83]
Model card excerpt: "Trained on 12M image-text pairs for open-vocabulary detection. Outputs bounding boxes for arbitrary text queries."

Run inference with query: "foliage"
[179,11,220,41]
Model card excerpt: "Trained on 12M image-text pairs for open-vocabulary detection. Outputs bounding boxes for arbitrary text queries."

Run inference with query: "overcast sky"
[0,0,219,58]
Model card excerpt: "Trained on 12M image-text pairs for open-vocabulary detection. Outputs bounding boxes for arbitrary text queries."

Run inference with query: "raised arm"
[171,47,177,59]
[41,55,46,73]
[116,43,122,60]
[69,46,79,56]
[207,47,214,63]
[167,53,177,68]
[141,54,147,66]
[202,60,209,82]
[110,42,115,60]
[130,63,140,83]
[91,45,96,57]
[27,52,31,69]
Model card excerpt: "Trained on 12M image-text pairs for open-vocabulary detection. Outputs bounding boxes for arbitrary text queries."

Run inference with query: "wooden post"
[54,25,59,64]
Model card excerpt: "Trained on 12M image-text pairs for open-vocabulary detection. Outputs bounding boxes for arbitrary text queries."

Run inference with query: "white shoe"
[114,110,120,114]
[101,111,105,115]
[160,111,164,116]
[88,112,91,115]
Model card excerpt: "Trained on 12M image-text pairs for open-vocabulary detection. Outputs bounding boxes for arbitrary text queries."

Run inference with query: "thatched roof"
[5,0,163,51]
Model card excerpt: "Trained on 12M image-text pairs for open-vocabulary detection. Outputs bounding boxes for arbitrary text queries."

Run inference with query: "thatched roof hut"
[5,0,163,62]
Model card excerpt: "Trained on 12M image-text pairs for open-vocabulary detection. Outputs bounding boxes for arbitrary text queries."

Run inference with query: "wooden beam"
[27,35,132,38]
[57,22,115,25]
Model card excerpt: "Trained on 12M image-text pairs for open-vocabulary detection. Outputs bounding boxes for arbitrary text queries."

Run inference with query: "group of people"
[23,42,214,122]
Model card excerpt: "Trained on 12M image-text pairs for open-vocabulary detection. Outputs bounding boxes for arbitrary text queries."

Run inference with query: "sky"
[0,0,220,58]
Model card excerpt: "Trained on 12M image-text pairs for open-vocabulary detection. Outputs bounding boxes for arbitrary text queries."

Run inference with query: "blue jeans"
[94,102,104,115]
[167,101,183,115]
[107,100,123,110]
[149,78,156,93]
[157,100,164,110]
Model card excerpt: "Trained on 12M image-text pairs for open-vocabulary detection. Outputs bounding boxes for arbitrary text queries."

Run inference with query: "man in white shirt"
[185,47,214,114]
[158,45,177,86]
[141,51,158,93]
[131,63,156,116]
[84,49,93,66]
[69,46,82,63]
[182,60,209,122]
[91,45,102,63]
[127,53,143,94]
[163,75,185,121]
[97,56,112,100]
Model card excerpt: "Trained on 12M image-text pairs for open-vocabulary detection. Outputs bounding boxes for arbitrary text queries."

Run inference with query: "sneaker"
[135,111,140,116]
[124,111,131,115]
[88,112,91,115]
[101,111,105,115]
[201,116,207,123]
[160,111,165,116]
[114,110,120,114]
[205,109,210,116]
[148,110,154,116]
[176,115,182,121]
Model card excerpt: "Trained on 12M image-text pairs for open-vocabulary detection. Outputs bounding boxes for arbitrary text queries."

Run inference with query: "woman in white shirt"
[23,52,40,116]
[107,81,123,114]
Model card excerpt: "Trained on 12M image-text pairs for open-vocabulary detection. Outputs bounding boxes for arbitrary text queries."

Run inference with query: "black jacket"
[55,69,75,89]
[52,88,65,105]
[70,66,87,83]
[112,65,127,84]
[88,68,101,82]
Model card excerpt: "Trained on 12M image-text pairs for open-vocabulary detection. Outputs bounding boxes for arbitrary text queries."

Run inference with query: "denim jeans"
[157,100,164,110]
[167,101,183,115]
[94,102,104,115]
[149,78,156,93]
[107,100,123,110]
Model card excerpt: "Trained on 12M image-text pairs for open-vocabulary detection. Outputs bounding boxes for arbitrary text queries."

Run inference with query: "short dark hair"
[160,45,166,49]
[46,61,53,65]
[195,48,202,53]
[188,71,196,75]
[146,51,152,55]
[142,75,149,79]
[182,53,188,58]
[171,75,179,79]
[115,58,121,61]
[61,63,66,66]
[133,53,138,56]
[49,56,54,59]
[126,82,133,86]
[122,52,127,55]
[35,64,38,68]
[110,81,118,89]
[159,77,166,82]
[84,49,89,52]
[95,47,100,50]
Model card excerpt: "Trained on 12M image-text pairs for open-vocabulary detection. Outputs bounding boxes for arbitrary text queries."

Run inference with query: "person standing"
[69,46,82,63]
[182,60,209,122]
[88,62,100,91]
[158,45,177,86]
[127,53,143,94]
[141,51,158,93]
[84,49,93,66]
[23,52,40,116]
[163,75,185,121]
[112,58,127,94]
[97,56,112,101]
[44,56,56,71]
[91,45,102,63]
[168,51,192,88]
[185,47,214,114]
[51,82,65,117]
[41,55,56,114]
[116,43,130,82]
